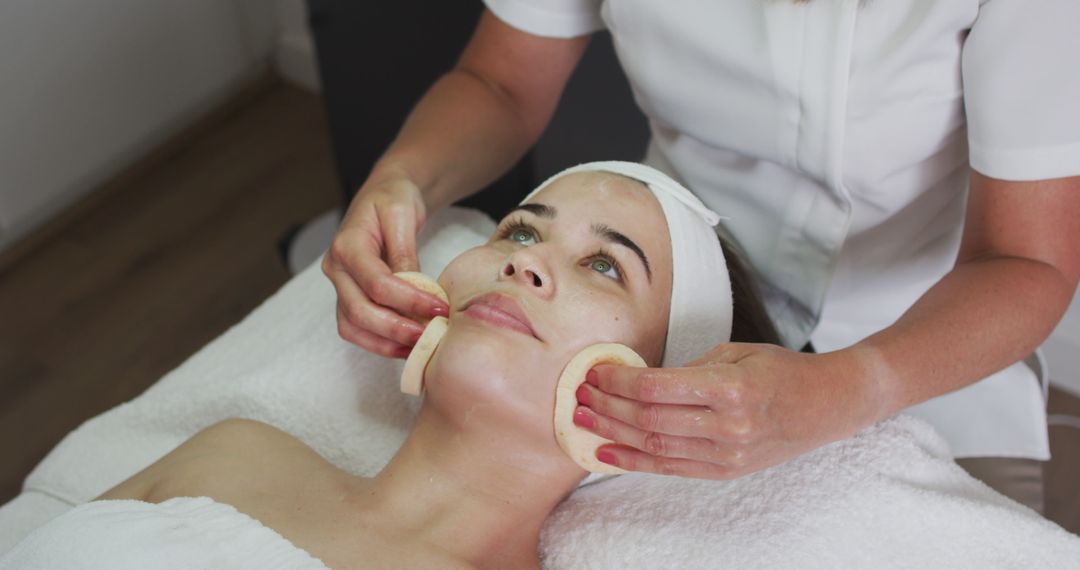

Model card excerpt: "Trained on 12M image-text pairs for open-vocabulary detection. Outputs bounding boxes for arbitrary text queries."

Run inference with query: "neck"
[354,402,584,568]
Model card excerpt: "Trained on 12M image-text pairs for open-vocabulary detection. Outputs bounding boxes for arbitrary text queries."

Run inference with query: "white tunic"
[484,0,1080,459]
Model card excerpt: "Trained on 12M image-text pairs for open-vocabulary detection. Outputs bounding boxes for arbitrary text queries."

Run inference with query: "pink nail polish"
[586,368,599,386]
[596,449,619,466]
[431,305,449,317]
[576,384,592,406]
[573,408,596,430]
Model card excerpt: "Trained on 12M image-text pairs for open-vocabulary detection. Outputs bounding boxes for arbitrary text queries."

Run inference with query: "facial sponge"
[394,272,450,396]
[553,343,646,473]
[400,316,448,396]
[394,271,449,324]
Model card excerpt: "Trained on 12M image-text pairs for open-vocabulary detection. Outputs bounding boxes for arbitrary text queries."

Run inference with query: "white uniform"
[484,0,1080,460]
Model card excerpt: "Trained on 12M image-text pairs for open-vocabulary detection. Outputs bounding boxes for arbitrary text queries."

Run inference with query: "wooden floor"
[0,79,1077,538]
[0,80,340,502]
[1047,388,1080,534]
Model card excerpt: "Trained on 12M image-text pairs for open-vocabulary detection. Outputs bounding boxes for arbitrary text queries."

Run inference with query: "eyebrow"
[509,203,556,219]
[592,223,653,282]
[505,203,653,282]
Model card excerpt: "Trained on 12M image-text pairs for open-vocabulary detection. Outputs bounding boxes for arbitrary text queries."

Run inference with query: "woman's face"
[424,172,673,448]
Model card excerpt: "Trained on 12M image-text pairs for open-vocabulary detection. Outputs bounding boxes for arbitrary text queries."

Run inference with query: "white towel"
[0,497,329,569]
[1,206,1078,568]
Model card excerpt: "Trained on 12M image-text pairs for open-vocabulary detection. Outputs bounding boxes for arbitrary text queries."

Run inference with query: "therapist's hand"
[322,171,449,358]
[573,343,886,479]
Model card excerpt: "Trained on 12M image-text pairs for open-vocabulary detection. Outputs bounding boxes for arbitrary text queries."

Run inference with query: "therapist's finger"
[589,365,719,406]
[575,383,717,438]
[335,302,414,359]
[327,266,426,347]
[379,200,421,274]
[330,227,446,320]
[573,405,730,463]
[593,444,738,480]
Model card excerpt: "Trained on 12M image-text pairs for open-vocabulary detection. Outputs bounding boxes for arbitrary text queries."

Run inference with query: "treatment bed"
[1,206,1079,568]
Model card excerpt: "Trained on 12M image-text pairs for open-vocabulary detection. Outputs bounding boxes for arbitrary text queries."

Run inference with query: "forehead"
[525,171,672,276]
[528,172,660,221]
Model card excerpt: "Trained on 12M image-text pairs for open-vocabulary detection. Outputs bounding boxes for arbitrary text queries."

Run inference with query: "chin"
[423,325,558,436]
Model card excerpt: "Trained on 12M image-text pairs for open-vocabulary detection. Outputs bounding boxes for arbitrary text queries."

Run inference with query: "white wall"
[274,0,320,91]
[232,0,279,66]
[0,0,276,254]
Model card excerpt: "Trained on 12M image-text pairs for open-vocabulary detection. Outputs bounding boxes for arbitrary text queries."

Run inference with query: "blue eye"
[589,257,621,280]
[510,227,537,246]
[497,218,626,284]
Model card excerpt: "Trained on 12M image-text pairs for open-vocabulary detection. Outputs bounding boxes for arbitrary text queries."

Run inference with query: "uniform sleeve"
[483,0,605,38]
[962,0,1080,181]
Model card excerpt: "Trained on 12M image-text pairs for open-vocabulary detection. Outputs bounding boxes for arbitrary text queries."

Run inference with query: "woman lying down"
[0,162,780,569]
[4,163,1078,569]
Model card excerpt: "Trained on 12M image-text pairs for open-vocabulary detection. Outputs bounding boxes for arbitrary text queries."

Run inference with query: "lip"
[462,292,539,339]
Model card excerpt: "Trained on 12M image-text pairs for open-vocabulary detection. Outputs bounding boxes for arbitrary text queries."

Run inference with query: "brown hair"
[719,236,782,345]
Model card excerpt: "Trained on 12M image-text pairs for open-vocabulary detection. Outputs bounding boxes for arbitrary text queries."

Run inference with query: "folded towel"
[2,206,1078,568]
[542,417,1080,569]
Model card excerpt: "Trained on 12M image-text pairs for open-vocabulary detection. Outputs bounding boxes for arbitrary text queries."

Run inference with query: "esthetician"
[321,1,1080,511]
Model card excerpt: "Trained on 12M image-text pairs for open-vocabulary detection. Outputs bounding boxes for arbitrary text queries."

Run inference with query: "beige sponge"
[553,343,646,473]
[400,316,449,396]
[394,272,449,306]
[395,272,450,396]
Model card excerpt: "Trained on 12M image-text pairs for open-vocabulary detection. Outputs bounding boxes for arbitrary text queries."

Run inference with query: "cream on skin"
[356,172,674,567]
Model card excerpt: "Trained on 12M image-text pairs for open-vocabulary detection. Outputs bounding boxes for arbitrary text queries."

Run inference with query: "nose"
[500,249,554,296]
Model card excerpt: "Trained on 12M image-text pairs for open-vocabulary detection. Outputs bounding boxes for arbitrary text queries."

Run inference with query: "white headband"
[522,161,733,367]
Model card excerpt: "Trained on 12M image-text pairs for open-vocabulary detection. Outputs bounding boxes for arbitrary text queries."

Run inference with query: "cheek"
[639,312,669,366]
[551,288,655,358]
[437,247,501,308]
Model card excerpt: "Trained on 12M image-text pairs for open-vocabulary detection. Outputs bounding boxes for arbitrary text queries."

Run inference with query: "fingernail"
[575,384,592,406]
[573,408,596,430]
[586,368,598,386]
[431,305,449,317]
[596,448,619,466]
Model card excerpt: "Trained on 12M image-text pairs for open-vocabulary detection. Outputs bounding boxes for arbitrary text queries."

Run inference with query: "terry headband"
[522,161,734,367]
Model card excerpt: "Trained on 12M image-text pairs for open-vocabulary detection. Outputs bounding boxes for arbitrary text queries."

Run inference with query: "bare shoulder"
[99,419,332,503]
[185,418,307,453]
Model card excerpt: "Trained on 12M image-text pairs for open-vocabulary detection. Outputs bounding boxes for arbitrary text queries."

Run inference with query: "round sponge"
[400,316,449,396]
[553,343,646,473]
[394,271,449,325]
[393,272,450,396]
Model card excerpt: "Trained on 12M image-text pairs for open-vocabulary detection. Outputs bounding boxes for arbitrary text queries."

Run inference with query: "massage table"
[2,207,1078,568]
